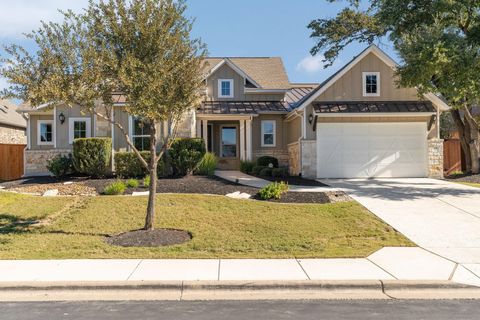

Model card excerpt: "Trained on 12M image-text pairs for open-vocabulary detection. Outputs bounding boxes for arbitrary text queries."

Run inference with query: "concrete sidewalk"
[0,247,478,287]
[215,170,339,193]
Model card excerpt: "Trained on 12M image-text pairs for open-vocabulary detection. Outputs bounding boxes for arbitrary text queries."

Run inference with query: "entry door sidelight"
[221,126,237,158]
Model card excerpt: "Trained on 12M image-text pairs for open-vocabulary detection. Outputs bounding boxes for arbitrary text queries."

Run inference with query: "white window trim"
[362,72,381,97]
[129,116,151,151]
[37,120,54,146]
[261,120,276,147]
[69,117,91,144]
[218,79,234,98]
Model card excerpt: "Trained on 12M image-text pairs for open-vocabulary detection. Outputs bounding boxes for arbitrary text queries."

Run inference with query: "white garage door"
[316,122,428,178]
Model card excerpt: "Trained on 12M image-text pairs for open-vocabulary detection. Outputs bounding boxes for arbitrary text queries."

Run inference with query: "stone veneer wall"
[252,149,289,167]
[287,142,300,176]
[428,138,444,179]
[0,126,26,144]
[301,140,317,179]
[24,149,72,176]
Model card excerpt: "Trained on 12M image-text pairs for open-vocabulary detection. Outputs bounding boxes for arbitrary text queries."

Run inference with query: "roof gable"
[203,57,290,90]
[0,100,26,128]
[295,45,450,111]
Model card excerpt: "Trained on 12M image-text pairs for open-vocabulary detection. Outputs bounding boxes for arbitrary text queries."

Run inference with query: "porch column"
[246,118,253,161]
[202,119,208,151]
[240,120,246,161]
[196,117,202,138]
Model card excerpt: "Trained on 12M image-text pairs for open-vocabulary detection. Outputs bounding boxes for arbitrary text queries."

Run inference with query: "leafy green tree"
[0,0,207,230]
[308,0,480,173]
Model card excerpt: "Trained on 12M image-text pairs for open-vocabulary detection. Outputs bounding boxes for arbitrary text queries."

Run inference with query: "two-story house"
[17,45,449,179]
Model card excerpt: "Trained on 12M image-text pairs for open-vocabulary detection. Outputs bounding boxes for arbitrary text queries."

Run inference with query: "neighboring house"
[17,44,449,178]
[0,99,26,145]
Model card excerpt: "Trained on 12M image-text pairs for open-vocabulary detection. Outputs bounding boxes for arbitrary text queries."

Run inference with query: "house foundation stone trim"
[287,142,300,176]
[428,138,444,179]
[252,150,289,167]
[301,140,317,179]
[24,149,72,176]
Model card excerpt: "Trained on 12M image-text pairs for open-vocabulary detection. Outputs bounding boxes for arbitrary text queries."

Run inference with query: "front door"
[217,125,240,170]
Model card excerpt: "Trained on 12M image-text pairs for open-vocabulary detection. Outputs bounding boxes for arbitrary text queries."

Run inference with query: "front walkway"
[324,178,480,285]
[215,170,339,193]
[0,247,476,286]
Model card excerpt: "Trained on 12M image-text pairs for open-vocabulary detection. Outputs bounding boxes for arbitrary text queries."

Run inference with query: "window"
[37,120,54,145]
[221,126,237,158]
[261,120,276,147]
[69,118,91,144]
[363,72,380,97]
[130,116,151,151]
[218,79,234,98]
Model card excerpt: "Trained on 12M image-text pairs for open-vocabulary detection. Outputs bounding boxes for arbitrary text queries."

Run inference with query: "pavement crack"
[449,263,459,281]
[295,258,311,280]
[126,260,143,281]
[379,280,396,300]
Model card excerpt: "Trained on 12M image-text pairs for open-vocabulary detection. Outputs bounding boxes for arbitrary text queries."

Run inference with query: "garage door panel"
[316,122,427,178]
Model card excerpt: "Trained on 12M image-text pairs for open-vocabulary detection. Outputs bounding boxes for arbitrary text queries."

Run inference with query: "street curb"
[0,280,479,301]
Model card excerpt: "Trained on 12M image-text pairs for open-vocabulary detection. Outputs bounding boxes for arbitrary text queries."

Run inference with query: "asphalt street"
[0,300,480,320]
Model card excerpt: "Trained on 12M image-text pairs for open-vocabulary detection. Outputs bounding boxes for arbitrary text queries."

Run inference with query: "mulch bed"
[105,229,192,247]
[445,173,480,184]
[1,175,350,204]
[255,175,328,187]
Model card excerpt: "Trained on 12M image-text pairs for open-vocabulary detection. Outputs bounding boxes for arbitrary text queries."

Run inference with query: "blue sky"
[0,0,397,91]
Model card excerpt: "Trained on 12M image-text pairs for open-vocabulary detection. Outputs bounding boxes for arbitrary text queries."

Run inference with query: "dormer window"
[218,79,234,98]
[363,72,380,97]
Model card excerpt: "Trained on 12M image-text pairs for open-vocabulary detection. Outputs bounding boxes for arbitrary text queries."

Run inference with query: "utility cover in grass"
[106,229,192,247]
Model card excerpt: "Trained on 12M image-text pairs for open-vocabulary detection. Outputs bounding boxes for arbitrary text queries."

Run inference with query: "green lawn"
[0,192,413,259]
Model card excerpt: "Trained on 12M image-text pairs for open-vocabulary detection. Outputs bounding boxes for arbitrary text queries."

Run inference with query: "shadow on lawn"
[0,213,40,234]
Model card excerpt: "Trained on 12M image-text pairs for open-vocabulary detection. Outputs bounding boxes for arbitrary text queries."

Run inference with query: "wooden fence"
[443,139,463,176]
[0,144,26,181]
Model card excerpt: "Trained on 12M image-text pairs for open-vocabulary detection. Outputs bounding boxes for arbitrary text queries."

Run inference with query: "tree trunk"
[463,106,480,174]
[144,122,159,231]
[450,109,472,172]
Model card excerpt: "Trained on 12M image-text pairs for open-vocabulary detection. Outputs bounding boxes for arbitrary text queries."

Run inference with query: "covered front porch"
[196,115,255,170]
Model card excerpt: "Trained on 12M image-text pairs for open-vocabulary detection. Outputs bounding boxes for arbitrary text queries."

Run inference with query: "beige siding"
[317,52,419,102]
[285,116,302,145]
[113,107,130,151]
[252,114,286,151]
[206,63,246,101]
[30,114,54,150]
[55,105,95,149]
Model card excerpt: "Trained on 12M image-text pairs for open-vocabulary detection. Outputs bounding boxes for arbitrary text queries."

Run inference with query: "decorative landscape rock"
[63,181,74,185]
[42,189,59,197]
[226,191,252,199]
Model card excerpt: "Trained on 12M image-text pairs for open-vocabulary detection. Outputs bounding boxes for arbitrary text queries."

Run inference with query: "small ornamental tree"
[0,0,207,230]
[308,0,480,173]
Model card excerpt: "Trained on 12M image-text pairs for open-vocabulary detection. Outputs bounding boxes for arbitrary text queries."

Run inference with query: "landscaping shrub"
[272,167,288,179]
[103,180,126,195]
[126,179,139,188]
[46,154,74,178]
[258,181,289,200]
[73,138,112,177]
[195,152,217,176]
[256,156,279,168]
[259,167,273,177]
[240,160,255,174]
[252,165,267,176]
[169,138,206,176]
[114,151,169,178]
[143,175,151,188]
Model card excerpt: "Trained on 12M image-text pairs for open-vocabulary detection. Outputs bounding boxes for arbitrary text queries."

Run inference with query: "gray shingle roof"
[0,100,26,128]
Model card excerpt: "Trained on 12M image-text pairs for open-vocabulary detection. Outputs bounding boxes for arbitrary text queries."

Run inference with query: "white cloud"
[0,0,90,38]
[296,55,331,74]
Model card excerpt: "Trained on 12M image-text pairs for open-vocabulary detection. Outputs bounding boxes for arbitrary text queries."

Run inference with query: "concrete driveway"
[324,178,480,264]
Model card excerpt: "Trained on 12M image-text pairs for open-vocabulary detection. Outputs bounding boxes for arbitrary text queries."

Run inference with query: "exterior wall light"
[59,112,66,124]
[308,113,314,125]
